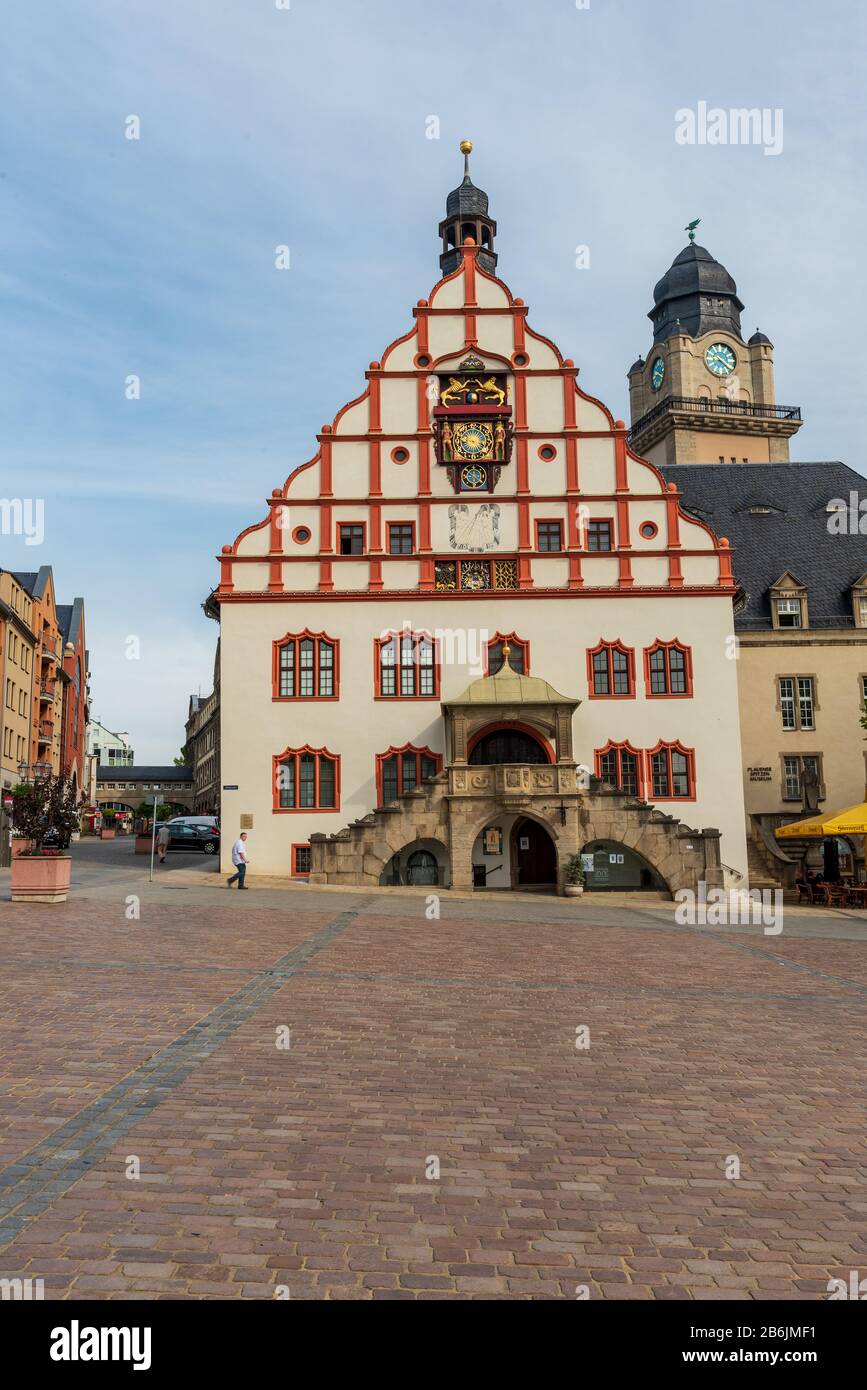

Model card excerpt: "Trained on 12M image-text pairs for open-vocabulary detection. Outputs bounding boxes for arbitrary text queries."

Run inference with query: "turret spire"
[438,140,498,276]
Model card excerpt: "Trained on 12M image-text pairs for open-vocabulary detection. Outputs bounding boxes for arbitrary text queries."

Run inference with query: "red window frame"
[594,741,645,799]
[374,629,440,700]
[534,518,564,552]
[336,522,367,555]
[272,745,341,812]
[375,744,443,805]
[387,521,416,555]
[583,517,614,552]
[291,843,312,876]
[646,741,696,801]
[272,630,339,701]
[644,640,693,698]
[586,640,635,698]
[485,632,530,675]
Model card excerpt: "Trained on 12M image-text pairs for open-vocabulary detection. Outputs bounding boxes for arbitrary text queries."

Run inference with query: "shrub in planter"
[10,774,84,903]
[563,853,586,898]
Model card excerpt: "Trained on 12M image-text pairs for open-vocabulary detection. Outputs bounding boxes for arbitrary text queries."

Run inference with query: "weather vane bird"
[685,218,701,242]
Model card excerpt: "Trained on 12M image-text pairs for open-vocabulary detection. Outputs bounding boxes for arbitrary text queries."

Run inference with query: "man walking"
[157,822,171,865]
[227,831,249,889]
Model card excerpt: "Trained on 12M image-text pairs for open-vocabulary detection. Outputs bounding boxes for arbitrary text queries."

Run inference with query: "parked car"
[155,822,220,855]
[167,816,219,830]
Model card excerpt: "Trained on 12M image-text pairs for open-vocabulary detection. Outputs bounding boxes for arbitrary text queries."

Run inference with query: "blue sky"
[1,0,864,761]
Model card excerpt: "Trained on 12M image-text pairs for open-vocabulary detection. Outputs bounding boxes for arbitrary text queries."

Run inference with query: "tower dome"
[439,141,498,276]
[649,242,745,344]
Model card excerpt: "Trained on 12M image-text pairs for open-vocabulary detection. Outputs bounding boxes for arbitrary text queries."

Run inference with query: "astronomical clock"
[433,354,513,493]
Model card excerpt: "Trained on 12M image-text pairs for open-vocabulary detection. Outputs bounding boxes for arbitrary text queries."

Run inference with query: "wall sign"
[748,767,772,781]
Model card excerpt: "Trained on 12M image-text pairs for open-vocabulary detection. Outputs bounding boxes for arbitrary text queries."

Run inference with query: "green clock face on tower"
[650,356,665,391]
[705,342,737,376]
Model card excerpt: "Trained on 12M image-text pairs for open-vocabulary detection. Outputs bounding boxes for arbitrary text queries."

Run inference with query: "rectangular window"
[797,677,815,731]
[379,632,437,699]
[611,648,630,695]
[598,747,640,797]
[779,675,814,731]
[779,677,796,730]
[649,648,667,695]
[536,521,563,552]
[292,844,311,876]
[776,597,802,628]
[650,750,670,798]
[388,523,414,555]
[592,649,610,695]
[277,751,337,810]
[488,639,527,675]
[586,519,613,552]
[859,596,867,627]
[783,755,801,801]
[277,635,336,699]
[338,524,365,555]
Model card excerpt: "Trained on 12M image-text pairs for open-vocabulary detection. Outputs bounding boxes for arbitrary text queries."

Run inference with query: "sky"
[1,0,864,762]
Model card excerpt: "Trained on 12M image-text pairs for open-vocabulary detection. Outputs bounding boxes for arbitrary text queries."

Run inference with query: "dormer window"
[770,575,809,630]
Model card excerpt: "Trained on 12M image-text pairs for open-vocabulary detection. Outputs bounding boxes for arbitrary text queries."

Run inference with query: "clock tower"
[627,231,802,467]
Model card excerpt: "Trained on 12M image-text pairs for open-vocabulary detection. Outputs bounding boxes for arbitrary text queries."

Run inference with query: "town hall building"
[215,146,748,894]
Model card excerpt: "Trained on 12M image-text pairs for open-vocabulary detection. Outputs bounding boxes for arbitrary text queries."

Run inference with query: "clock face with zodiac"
[650,356,665,391]
[705,342,736,377]
[453,421,494,460]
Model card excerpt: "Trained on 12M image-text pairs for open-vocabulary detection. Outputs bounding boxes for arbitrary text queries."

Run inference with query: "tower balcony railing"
[629,395,802,442]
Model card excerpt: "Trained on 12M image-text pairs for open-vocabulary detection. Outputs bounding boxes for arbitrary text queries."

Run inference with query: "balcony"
[39,681,56,702]
[629,394,802,444]
[40,638,60,664]
[37,720,55,743]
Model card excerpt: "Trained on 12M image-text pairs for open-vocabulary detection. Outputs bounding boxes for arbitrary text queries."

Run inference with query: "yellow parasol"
[775,800,867,872]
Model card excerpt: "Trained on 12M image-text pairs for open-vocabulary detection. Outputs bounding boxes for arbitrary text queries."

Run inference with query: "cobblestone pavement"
[0,846,865,1300]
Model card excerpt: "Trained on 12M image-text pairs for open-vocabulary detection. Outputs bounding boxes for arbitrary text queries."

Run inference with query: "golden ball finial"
[460,140,473,155]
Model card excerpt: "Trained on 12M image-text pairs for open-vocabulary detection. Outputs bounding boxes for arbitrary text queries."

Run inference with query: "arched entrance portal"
[582,840,667,892]
[511,817,557,889]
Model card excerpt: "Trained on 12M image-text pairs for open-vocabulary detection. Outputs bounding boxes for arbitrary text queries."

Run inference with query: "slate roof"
[650,242,745,344]
[96,765,193,782]
[56,597,84,649]
[660,461,867,630]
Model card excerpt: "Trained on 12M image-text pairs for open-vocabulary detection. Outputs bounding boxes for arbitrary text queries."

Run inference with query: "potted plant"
[100,810,117,839]
[563,853,586,898]
[10,774,83,903]
[134,802,171,853]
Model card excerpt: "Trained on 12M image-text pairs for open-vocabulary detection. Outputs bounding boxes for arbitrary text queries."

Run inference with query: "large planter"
[100,828,116,840]
[11,854,72,903]
[135,834,154,855]
[564,883,584,898]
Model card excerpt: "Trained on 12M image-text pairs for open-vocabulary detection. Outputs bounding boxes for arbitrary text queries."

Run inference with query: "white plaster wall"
[219,594,747,883]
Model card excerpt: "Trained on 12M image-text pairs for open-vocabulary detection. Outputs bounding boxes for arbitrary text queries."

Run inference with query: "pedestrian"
[157,822,171,865]
[227,831,249,889]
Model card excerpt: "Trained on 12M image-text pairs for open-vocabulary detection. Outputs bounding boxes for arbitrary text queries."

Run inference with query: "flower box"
[11,853,72,903]
[100,828,116,840]
[134,834,153,855]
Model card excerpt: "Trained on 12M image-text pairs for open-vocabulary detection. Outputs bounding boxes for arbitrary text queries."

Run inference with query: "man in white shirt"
[227,832,249,890]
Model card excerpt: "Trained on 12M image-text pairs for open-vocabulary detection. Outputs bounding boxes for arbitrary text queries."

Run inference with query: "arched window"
[375,630,438,698]
[595,742,644,798]
[587,641,635,697]
[273,631,338,700]
[273,746,340,811]
[468,727,551,766]
[644,641,692,697]
[486,633,529,675]
[647,742,695,800]
[376,745,442,805]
